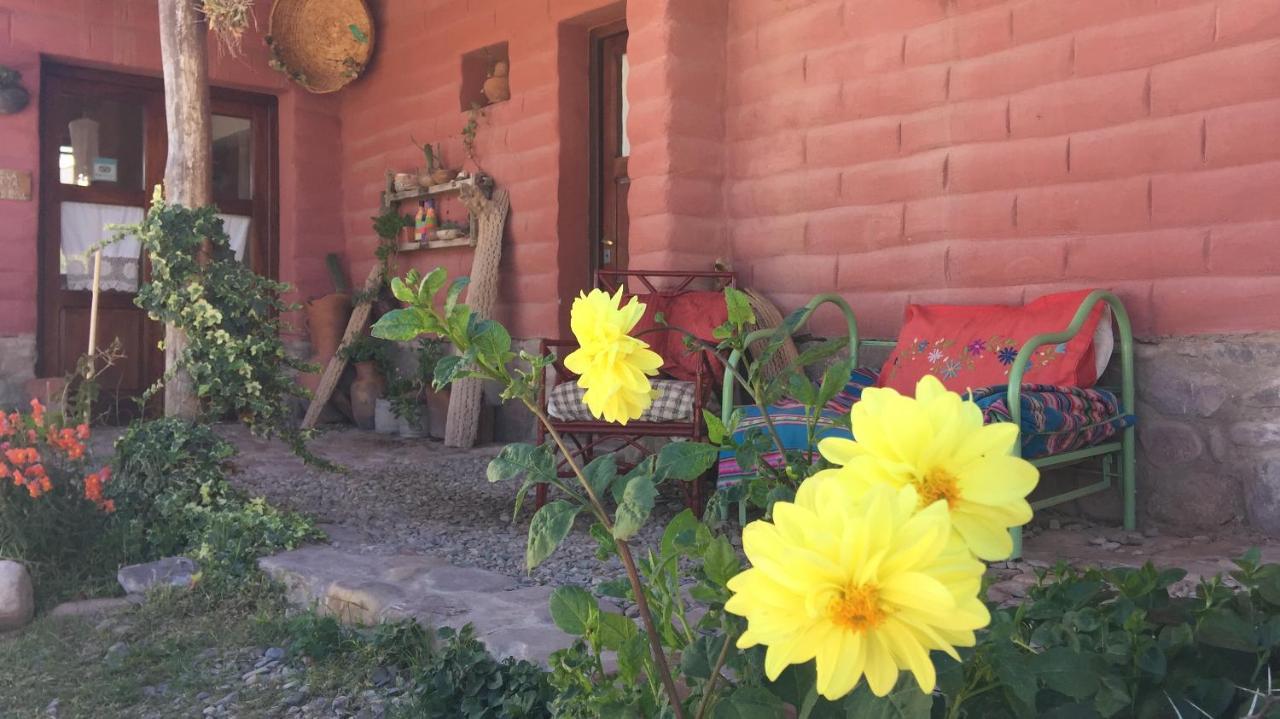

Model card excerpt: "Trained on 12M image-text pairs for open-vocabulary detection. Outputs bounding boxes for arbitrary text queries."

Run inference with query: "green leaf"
[596,611,639,650]
[817,359,854,407]
[487,443,555,485]
[616,633,647,684]
[589,522,617,561]
[1034,647,1100,700]
[656,441,719,481]
[548,585,598,636]
[724,287,756,329]
[583,455,618,501]
[992,645,1038,707]
[389,276,416,303]
[1196,608,1259,652]
[419,267,449,303]
[526,501,579,570]
[1135,643,1165,679]
[660,509,704,559]
[713,686,785,719]
[612,476,657,541]
[370,307,433,341]
[703,410,727,445]
[1093,675,1131,718]
[470,318,511,361]
[432,354,468,389]
[839,678,934,718]
[679,634,726,680]
[702,535,741,588]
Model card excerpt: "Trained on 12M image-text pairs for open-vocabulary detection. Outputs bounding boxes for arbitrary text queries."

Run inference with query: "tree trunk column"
[157,0,212,419]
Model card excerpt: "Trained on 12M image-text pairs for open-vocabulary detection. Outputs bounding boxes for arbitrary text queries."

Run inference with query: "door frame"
[35,62,279,383]
[588,19,628,277]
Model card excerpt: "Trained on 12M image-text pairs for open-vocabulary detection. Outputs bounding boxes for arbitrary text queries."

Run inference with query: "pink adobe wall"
[720,0,1280,340]
[0,0,345,338]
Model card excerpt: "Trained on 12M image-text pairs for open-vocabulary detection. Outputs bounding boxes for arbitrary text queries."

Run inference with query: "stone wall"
[1137,333,1280,535]
[0,335,36,409]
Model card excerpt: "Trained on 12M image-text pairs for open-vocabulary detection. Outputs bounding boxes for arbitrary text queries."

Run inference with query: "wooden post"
[85,250,102,379]
[157,0,213,419]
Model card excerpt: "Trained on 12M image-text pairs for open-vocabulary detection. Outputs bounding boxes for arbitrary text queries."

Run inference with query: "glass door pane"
[48,94,146,190]
[212,115,253,201]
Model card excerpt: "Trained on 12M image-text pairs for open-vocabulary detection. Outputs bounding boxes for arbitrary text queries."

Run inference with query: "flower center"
[918,468,961,508]
[828,583,885,633]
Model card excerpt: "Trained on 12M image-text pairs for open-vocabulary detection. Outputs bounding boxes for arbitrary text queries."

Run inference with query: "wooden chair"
[534,269,736,517]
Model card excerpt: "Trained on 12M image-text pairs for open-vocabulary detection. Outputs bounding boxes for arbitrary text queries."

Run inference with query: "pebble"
[1048,519,1061,530]
[214,691,238,707]
[264,646,285,662]
[283,691,307,707]
[104,642,129,661]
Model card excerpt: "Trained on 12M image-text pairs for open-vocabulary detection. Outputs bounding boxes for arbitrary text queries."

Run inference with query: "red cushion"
[631,291,727,382]
[878,290,1105,395]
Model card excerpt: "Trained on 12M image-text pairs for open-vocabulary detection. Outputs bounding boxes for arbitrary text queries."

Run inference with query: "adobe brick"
[838,242,948,291]
[1073,4,1216,76]
[905,191,1017,241]
[747,254,839,292]
[1150,41,1280,117]
[843,64,949,118]
[900,99,1009,154]
[1151,161,1280,227]
[1205,99,1280,168]
[843,0,947,38]
[804,35,904,85]
[948,136,1068,193]
[727,133,805,179]
[1016,177,1151,235]
[1209,221,1280,275]
[806,204,904,253]
[1010,69,1150,138]
[1012,0,1159,43]
[730,216,807,258]
[949,37,1073,102]
[727,169,843,218]
[1065,229,1206,280]
[1151,276,1280,335]
[1217,0,1280,44]
[946,237,1068,287]
[1069,115,1203,181]
[802,117,901,169]
[841,151,946,204]
[903,8,1013,66]
[756,2,847,53]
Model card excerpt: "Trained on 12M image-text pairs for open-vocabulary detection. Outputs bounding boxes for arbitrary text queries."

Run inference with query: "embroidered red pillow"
[878,290,1106,395]
[653,291,728,382]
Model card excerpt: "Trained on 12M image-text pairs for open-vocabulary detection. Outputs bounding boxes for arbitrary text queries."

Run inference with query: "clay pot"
[482,62,510,104]
[398,413,427,439]
[430,168,453,185]
[393,173,417,192]
[0,86,29,115]
[300,293,351,393]
[349,361,385,430]
[373,398,398,434]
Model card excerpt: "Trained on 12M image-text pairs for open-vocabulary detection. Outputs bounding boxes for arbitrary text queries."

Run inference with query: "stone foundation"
[1136,333,1280,535]
[0,335,37,410]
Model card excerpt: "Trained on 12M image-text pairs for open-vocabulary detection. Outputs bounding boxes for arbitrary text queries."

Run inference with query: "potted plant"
[337,334,390,430]
[382,338,447,439]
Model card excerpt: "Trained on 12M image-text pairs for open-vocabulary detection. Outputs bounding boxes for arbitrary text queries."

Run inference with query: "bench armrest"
[720,293,860,426]
[1006,290,1135,447]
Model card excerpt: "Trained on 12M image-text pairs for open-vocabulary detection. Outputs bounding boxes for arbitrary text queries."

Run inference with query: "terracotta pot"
[306,293,351,361]
[482,75,509,104]
[349,361,385,430]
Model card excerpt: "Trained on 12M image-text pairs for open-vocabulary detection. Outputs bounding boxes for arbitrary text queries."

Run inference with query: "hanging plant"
[200,0,256,55]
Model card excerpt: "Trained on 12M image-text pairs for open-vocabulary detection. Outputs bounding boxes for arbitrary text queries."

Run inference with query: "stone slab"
[118,557,199,595]
[259,546,574,664]
[0,560,33,631]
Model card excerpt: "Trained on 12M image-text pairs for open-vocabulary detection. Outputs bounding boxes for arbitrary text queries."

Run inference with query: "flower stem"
[695,633,733,719]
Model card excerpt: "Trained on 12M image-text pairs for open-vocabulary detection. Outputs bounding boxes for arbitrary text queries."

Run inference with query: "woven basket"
[267,0,374,94]
[745,289,801,382]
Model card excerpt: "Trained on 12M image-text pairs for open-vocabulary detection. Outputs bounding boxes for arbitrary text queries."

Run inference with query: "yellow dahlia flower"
[564,288,663,425]
[814,375,1039,561]
[727,481,989,700]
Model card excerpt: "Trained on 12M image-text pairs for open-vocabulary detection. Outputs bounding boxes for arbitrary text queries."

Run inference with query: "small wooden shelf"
[382,173,493,251]
[382,175,479,209]
[397,234,476,252]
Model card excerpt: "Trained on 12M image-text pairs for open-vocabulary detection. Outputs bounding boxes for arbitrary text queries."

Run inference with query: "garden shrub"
[107,418,317,578]
[412,625,555,719]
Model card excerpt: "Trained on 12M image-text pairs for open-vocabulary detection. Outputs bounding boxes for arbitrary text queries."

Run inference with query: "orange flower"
[25,482,40,498]
[102,499,115,513]
[29,398,44,427]
[39,476,51,493]
[4,448,23,465]
[75,423,90,440]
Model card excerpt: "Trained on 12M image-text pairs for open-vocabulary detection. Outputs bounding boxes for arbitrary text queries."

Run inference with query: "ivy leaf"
[723,286,756,330]
[612,475,657,541]
[656,441,719,481]
[702,535,741,588]
[487,443,555,485]
[1034,647,1100,700]
[548,585,598,636]
[596,611,639,651]
[582,455,618,501]
[370,307,433,341]
[526,500,579,570]
[713,686,784,719]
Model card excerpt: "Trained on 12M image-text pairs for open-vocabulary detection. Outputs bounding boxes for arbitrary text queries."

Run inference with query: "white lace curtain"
[60,202,250,293]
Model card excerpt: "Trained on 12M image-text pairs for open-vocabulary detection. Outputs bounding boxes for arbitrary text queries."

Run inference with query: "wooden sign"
[0,169,31,201]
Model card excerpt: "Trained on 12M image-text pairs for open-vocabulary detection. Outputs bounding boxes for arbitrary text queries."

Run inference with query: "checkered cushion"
[547,380,697,423]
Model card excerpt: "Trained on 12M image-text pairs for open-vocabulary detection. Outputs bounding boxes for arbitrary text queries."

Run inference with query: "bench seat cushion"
[548,379,697,423]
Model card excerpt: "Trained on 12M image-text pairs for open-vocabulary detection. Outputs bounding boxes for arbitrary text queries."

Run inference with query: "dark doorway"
[37,63,277,420]
[590,22,629,275]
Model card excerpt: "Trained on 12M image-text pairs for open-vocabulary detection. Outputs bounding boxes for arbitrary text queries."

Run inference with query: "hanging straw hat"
[744,289,801,382]
[267,0,374,94]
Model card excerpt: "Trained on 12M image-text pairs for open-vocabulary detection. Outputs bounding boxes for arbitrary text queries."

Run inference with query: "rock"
[1192,535,1210,543]
[264,646,286,662]
[1099,541,1121,550]
[104,641,129,662]
[44,698,58,717]
[117,557,200,595]
[1143,526,1161,538]
[1145,470,1242,530]
[283,691,307,707]
[1140,364,1227,418]
[49,596,136,620]
[1048,518,1061,530]
[0,560,34,631]
[1138,420,1204,467]
[1244,456,1280,536]
[1230,422,1280,448]
[371,666,393,687]
[1089,536,1107,546]
[215,691,238,707]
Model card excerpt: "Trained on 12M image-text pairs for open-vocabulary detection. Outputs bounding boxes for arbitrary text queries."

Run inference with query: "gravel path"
[222,425,686,590]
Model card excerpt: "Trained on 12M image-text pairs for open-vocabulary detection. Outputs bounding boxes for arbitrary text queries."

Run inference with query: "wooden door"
[37,64,276,421]
[592,24,629,273]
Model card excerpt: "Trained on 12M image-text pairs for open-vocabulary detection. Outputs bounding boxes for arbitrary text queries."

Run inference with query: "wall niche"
[460,42,509,112]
